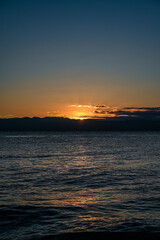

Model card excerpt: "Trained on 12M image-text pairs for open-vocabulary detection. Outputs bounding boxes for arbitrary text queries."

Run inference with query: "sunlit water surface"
[0,131,160,239]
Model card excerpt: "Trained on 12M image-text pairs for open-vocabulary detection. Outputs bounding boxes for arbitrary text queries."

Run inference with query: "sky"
[0,0,160,119]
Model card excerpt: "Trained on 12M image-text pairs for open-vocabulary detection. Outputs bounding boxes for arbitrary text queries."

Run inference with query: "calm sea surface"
[0,131,160,239]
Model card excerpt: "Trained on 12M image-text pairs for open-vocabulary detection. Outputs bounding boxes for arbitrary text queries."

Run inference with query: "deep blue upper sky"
[0,0,160,117]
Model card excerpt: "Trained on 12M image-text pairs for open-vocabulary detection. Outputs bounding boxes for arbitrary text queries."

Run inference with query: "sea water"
[0,131,160,239]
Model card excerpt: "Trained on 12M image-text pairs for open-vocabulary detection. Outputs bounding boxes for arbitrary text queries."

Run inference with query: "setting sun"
[63,105,96,120]
[79,117,84,121]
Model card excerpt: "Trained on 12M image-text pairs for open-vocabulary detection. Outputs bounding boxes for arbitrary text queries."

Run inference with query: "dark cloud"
[124,110,160,119]
[113,108,160,119]
[94,107,160,119]
[124,107,160,111]
[96,105,106,108]
[94,110,106,114]
[108,110,129,116]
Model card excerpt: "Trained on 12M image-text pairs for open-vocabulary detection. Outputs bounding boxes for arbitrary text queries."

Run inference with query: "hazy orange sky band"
[1,104,160,120]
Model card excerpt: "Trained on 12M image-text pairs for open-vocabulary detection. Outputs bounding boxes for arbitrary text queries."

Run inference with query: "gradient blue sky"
[1,0,160,118]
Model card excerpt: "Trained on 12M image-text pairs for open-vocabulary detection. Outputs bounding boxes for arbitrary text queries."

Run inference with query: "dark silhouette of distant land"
[0,117,160,131]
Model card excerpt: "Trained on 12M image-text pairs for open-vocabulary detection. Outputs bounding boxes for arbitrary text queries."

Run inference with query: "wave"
[31,231,160,240]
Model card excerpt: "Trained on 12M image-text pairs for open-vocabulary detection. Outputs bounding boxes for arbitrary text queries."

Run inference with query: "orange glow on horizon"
[0,104,159,119]
[64,104,96,120]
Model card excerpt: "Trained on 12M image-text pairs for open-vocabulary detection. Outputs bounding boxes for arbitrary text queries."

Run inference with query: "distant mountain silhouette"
[0,117,160,131]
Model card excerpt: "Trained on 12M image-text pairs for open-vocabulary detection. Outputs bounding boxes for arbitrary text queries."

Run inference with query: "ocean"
[0,131,160,240]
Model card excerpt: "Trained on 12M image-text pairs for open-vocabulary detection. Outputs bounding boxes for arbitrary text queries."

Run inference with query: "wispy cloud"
[70,104,95,108]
